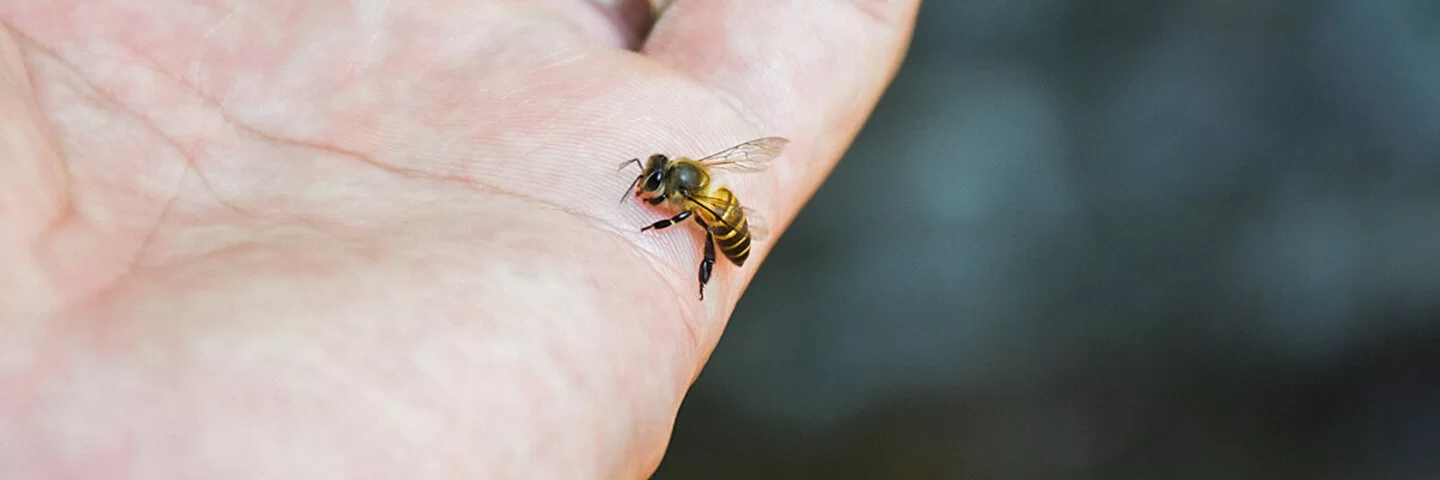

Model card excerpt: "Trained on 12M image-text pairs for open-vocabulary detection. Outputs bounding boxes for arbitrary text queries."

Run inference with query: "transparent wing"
[695,137,790,173]
[741,206,770,243]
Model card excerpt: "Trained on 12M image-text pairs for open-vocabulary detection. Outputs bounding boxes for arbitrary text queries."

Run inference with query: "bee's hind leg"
[698,223,715,300]
[698,234,715,300]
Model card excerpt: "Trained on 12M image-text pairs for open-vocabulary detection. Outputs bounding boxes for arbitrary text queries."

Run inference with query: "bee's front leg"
[641,210,693,231]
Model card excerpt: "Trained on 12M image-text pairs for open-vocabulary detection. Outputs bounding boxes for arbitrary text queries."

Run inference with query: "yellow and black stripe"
[696,187,752,267]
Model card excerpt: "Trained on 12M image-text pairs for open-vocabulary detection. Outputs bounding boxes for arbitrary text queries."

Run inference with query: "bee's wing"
[741,206,770,243]
[695,137,790,173]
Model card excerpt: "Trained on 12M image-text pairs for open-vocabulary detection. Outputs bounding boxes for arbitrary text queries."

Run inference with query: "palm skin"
[0,0,917,477]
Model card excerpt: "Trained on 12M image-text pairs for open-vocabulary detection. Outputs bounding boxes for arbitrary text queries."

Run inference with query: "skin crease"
[0,0,918,478]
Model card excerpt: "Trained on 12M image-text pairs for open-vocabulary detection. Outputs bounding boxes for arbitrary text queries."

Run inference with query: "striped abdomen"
[697,187,752,266]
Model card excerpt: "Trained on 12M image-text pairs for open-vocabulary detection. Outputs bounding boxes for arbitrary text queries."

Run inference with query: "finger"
[645,0,674,16]
[642,0,920,219]
[0,25,71,312]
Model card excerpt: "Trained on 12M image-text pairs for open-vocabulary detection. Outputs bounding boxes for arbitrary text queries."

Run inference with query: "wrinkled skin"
[0,0,917,477]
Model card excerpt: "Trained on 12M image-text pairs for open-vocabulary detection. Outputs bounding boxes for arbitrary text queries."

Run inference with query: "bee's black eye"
[643,170,663,191]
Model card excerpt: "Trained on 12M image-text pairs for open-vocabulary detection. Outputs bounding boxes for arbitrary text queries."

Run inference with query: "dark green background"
[656,1,1440,479]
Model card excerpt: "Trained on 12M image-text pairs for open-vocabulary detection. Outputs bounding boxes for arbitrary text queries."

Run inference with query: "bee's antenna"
[618,158,645,203]
[620,174,643,204]
[617,158,640,172]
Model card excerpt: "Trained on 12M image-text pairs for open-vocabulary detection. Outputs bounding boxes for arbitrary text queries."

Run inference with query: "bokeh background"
[653,1,1440,479]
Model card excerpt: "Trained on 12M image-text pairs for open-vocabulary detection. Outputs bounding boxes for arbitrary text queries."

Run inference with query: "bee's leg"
[641,210,692,231]
[699,228,716,300]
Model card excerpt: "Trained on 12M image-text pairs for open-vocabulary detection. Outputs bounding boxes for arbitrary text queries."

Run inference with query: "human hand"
[0,0,917,477]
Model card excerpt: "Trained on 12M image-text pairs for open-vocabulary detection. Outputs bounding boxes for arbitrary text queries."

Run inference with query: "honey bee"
[619,137,790,300]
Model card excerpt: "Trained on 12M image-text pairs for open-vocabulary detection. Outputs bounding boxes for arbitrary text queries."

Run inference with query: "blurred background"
[653,1,1440,479]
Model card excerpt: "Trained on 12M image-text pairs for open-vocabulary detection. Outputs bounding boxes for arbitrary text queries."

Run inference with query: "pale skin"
[0,0,918,477]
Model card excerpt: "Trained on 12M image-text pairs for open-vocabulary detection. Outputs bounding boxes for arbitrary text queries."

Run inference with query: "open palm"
[0,0,916,477]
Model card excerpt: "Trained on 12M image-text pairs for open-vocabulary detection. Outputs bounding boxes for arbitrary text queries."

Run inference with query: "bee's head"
[619,154,671,203]
[640,154,670,193]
